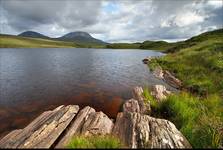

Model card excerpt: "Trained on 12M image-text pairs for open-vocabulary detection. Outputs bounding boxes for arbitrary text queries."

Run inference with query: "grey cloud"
[0,0,222,42]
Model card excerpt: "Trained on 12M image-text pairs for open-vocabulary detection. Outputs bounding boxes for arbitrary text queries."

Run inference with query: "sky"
[0,0,222,43]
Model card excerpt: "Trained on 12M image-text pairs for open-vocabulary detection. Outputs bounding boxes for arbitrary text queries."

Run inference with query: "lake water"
[0,48,172,138]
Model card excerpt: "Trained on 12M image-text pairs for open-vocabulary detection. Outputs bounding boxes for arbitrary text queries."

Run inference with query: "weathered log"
[132,86,151,114]
[112,112,191,148]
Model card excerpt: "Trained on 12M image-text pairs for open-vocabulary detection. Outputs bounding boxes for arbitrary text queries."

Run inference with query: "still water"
[0,48,171,137]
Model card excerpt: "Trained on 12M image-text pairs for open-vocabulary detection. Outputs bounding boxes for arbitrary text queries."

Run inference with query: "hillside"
[0,34,77,48]
[18,31,50,39]
[56,31,107,46]
[106,40,179,51]
[148,28,223,96]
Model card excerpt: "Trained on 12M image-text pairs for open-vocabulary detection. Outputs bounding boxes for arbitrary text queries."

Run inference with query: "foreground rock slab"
[0,105,79,148]
[55,106,114,148]
[112,111,191,148]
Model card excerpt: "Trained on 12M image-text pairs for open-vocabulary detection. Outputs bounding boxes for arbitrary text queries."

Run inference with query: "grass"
[66,135,123,149]
[0,34,78,48]
[143,28,223,148]
[148,29,223,96]
[106,43,141,49]
[143,88,223,148]
[106,41,177,51]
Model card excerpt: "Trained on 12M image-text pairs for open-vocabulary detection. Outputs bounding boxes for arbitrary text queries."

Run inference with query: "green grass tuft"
[66,135,123,149]
[159,92,223,148]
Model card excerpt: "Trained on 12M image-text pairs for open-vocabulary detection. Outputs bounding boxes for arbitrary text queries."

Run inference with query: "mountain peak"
[18,31,49,39]
[62,31,92,38]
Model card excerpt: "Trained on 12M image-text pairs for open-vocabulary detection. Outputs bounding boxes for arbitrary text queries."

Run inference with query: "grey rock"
[151,85,171,102]
[132,86,151,114]
[112,112,191,148]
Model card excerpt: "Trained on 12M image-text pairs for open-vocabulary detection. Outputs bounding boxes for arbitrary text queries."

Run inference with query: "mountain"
[18,31,50,39]
[56,31,107,45]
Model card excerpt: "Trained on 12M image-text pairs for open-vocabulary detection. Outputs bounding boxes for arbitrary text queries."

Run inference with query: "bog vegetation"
[144,28,223,148]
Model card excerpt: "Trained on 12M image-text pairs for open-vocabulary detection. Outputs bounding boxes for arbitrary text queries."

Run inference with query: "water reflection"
[0,48,171,138]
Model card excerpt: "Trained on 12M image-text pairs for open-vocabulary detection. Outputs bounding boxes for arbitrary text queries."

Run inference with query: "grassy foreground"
[0,34,77,48]
[144,28,223,148]
[143,89,223,148]
[66,135,123,149]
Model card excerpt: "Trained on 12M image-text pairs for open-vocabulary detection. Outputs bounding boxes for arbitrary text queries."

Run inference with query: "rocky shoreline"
[0,86,191,149]
[143,57,182,89]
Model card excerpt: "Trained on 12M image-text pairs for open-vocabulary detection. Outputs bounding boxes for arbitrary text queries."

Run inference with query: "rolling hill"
[0,34,77,48]
[56,31,107,46]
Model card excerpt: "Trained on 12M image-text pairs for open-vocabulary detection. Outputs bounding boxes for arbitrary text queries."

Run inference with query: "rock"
[112,112,191,148]
[123,99,140,113]
[55,106,113,148]
[142,57,152,64]
[0,105,80,149]
[153,66,164,79]
[163,70,182,89]
[132,86,151,114]
[151,85,171,102]
[81,111,114,136]
[55,106,95,148]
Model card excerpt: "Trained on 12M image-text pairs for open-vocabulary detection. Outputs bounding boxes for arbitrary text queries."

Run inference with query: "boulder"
[163,70,182,89]
[132,86,151,114]
[151,85,171,102]
[112,112,191,148]
[153,66,164,79]
[142,57,152,64]
[123,99,140,113]
[0,105,80,148]
[55,106,114,148]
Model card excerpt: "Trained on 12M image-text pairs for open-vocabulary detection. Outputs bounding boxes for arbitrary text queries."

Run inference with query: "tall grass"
[66,135,123,149]
[160,92,222,148]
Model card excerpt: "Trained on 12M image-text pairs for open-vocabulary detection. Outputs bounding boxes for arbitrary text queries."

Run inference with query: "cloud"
[0,0,222,42]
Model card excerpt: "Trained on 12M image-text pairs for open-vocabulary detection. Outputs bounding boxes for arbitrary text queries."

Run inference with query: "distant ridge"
[18,31,107,46]
[56,31,107,45]
[18,31,50,39]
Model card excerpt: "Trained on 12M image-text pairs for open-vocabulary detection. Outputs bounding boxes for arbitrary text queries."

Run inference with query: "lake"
[0,48,172,138]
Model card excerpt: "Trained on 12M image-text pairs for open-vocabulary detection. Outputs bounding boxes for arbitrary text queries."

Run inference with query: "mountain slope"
[56,31,107,46]
[0,34,77,48]
[18,31,50,39]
